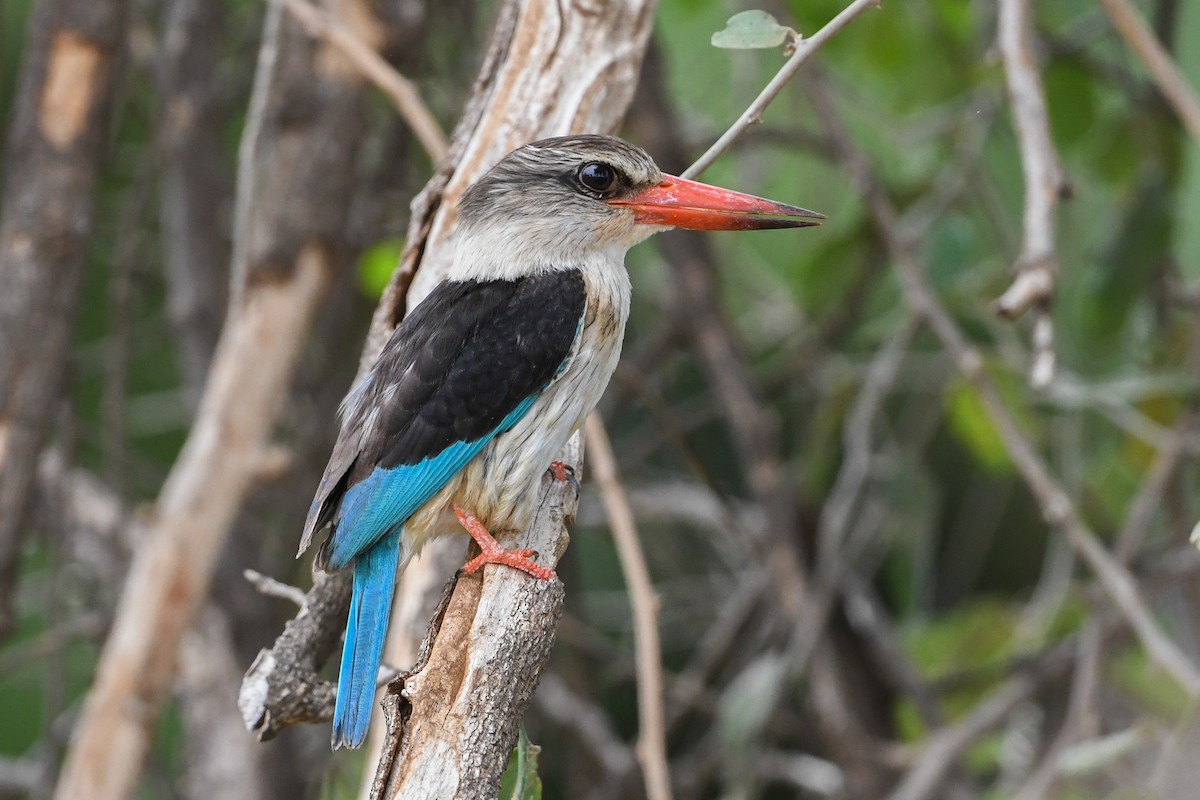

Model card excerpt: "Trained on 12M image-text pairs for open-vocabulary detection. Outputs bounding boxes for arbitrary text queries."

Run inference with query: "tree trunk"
[0,0,128,638]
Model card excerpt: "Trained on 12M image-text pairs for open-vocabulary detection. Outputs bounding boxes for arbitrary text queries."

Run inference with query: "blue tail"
[332,531,402,749]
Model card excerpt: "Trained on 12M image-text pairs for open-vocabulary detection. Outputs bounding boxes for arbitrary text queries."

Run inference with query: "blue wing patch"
[320,396,537,570]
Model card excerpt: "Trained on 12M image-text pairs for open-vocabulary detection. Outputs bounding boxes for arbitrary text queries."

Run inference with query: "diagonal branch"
[278,0,449,164]
[242,2,658,795]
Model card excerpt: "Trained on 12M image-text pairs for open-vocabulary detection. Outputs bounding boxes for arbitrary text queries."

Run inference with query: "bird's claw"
[453,503,556,581]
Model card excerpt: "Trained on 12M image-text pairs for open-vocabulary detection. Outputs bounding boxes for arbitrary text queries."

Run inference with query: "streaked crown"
[452,135,668,271]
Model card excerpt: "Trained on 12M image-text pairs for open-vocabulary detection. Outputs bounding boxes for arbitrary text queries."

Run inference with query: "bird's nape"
[610,173,826,231]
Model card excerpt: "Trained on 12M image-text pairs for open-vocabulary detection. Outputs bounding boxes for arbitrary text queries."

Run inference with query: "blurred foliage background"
[2,0,1200,798]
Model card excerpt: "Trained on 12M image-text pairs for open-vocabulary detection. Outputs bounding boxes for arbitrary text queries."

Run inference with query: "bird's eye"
[578,162,618,194]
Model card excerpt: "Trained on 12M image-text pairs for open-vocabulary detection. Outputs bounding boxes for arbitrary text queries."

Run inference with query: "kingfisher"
[298,134,823,749]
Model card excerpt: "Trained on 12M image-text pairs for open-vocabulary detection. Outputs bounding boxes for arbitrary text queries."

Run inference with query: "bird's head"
[454,135,824,276]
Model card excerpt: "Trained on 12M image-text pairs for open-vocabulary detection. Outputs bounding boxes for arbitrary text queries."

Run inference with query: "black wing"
[298,269,587,557]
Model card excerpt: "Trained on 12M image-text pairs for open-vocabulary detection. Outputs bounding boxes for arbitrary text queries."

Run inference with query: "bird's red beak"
[610,173,825,230]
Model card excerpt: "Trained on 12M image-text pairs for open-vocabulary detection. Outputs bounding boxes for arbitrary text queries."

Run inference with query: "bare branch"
[995,0,1069,391]
[372,474,573,798]
[240,571,350,738]
[244,0,658,790]
[369,3,659,788]
[279,0,449,164]
[243,569,307,608]
[584,413,672,800]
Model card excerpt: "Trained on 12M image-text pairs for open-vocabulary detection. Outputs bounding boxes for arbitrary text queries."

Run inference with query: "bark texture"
[0,0,128,637]
[242,0,657,792]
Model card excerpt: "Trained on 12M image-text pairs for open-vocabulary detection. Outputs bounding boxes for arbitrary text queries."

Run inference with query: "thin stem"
[682,0,880,180]
[584,413,673,800]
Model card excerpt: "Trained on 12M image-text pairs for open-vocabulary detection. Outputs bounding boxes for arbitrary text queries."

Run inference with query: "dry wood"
[0,0,128,638]
[372,459,575,799]
[52,2,382,797]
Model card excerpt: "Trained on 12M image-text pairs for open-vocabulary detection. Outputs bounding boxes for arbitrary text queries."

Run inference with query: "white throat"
[447,215,639,284]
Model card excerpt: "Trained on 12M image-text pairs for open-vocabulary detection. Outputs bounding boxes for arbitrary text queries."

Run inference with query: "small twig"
[239,571,351,739]
[996,0,1068,388]
[242,569,307,608]
[278,0,449,164]
[584,413,673,800]
[1096,0,1200,145]
[681,0,880,180]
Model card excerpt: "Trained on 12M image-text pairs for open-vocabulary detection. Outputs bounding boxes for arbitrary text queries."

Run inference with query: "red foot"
[548,461,572,482]
[452,503,556,581]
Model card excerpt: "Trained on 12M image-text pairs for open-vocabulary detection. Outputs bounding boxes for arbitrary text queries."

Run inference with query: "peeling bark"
[0,0,128,638]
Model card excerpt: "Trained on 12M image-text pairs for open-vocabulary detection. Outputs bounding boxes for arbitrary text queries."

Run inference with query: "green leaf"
[499,727,542,800]
[711,10,792,50]
[356,238,405,300]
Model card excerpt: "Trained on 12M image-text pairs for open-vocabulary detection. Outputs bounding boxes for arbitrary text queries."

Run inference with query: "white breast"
[404,262,631,547]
